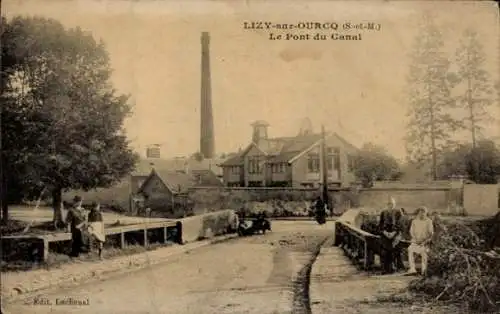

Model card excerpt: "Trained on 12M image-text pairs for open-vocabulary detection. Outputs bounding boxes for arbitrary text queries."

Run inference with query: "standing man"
[314,196,326,225]
[392,208,406,272]
[379,197,403,274]
[65,196,87,258]
[407,206,434,276]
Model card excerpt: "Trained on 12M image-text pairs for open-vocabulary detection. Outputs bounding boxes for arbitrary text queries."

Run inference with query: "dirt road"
[4,221,334,314]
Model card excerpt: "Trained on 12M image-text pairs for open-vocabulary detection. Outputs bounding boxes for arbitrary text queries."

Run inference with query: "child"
[87,202,105,259]
[407,206,434,275]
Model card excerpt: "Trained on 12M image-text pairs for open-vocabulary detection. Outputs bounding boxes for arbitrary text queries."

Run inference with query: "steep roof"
[191,169,224,186]
[132,156,227,177]
[141,169,197,194]
[220,133,322,166]
[219,132,359,167]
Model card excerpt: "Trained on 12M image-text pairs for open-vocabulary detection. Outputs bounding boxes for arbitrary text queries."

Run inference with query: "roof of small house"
[219,132,358,167]
[132,156,227,177]
[191,169,224,186]
[140,169,197,194]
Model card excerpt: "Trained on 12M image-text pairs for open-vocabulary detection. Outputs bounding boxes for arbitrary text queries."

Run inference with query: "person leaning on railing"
[378,197,404,274]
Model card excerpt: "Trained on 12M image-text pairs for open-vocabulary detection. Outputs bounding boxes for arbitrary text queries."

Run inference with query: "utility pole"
[321,125,329,207]
[0,0,7,224]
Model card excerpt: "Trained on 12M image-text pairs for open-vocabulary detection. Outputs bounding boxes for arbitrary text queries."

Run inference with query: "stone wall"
[179,210,237,243]
[188,187,358,214]
[188,186,463,215]
[358,188,455,213]
[463,184,500,216]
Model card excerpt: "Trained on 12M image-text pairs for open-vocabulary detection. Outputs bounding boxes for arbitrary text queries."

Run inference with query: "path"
[3,221,334,314]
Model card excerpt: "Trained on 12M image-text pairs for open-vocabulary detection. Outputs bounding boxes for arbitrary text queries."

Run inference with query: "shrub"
[409,215,500,313]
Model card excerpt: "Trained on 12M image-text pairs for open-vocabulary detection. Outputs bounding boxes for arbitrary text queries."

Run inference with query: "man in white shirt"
[407,206,434,275]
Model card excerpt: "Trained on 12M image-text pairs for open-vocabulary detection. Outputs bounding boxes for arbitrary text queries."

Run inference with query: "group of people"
[65,196,106,259]
[378,197,435,275]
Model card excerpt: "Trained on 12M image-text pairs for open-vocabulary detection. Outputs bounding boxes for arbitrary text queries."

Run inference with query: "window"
[271,163,286,173]
[330,147,341,170]
[324,147,340,171]
[248,156,263,174]
[307,153,320,173]
[194,174,202,184]
[231,166,240,175]
[347,154,355,172]
[279,163,285,173]
[327,157,334,171]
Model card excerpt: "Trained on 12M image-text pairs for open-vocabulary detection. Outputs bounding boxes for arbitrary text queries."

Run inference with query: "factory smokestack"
[200,32,215,159]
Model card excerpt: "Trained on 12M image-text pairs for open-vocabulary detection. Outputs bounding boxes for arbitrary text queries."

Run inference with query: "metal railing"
[334,220,410,270]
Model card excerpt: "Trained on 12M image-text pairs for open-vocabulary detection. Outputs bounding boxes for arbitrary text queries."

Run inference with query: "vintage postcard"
[1,0,499,313]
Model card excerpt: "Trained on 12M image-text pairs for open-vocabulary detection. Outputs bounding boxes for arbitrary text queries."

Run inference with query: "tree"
[353,143,401,188]
[437,140,500,183]
[404,13,460,180]
[0,15,6,223]
[1,16,139,227]
[454,29,495,148]
[437,144,470,180]
[465,140,500,184]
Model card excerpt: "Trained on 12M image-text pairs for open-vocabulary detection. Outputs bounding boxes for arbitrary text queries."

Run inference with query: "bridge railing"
[334,220,410,270]
[2,220,182,262]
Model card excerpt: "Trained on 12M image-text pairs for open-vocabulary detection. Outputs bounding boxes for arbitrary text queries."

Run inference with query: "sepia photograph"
[1,0,499,313]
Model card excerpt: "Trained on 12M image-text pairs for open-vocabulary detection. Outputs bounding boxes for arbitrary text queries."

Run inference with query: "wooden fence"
[1,220,182,262]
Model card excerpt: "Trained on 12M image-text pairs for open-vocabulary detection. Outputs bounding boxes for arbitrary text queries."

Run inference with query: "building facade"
[220,121,359,188]
[137,169,196,213]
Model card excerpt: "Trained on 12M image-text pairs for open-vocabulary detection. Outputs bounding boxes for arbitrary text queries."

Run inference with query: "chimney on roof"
[251,120,269,145]
[298,117,313,136]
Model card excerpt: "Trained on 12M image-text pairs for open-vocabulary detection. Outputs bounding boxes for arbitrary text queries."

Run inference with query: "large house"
[219,120,359,188]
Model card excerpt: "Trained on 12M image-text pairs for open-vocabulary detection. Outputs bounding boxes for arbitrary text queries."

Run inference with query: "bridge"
[2,209,485,314]
[333,211,410,270]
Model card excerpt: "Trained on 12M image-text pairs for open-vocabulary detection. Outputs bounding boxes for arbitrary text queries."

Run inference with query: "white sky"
[5,0,499,160]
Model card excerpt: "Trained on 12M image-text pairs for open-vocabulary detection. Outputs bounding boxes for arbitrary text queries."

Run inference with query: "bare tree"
[404,14,460,180]
[455,29,495,148]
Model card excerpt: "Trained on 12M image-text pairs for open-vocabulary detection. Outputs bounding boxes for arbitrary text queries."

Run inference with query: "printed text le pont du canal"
[243,21,381,41]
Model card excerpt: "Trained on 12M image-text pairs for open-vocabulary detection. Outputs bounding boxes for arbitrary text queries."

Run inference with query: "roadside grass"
[1,218,177,273]
[1,242,176,273]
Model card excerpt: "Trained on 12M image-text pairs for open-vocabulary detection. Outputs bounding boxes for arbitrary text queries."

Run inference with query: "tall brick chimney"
[200,32,215,159]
